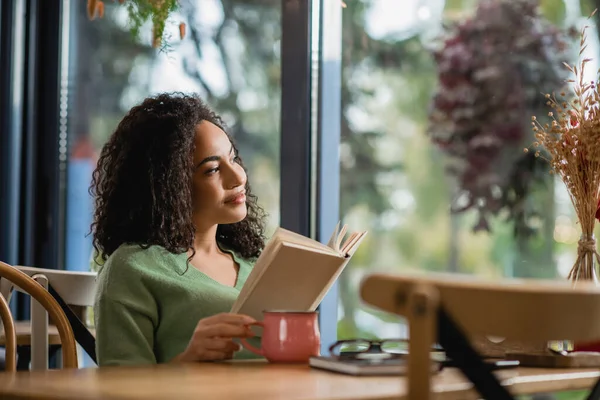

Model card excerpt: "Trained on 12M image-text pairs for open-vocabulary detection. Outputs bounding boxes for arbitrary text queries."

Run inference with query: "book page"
[326,222,341,249]
[341,231,367,256]
[276,228,339,255]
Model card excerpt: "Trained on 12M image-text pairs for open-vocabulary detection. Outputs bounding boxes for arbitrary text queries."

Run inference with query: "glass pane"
[63,0,281,272]
[338,0,596,339]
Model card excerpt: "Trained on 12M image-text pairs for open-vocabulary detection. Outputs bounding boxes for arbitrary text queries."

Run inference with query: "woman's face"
[191,121,248,229]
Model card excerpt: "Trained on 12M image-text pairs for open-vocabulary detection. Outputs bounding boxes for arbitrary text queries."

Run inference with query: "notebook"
[230,222,367,321]
[309,354,441,376]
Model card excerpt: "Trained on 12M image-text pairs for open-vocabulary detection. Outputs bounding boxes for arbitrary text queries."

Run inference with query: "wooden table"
[0,360,598,399]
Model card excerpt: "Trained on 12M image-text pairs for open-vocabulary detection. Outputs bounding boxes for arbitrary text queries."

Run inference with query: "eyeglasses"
[328,339,444,361]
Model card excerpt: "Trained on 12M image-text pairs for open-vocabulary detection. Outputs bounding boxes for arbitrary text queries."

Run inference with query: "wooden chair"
[0,291,16,371]
[360,272,600,400]
[0,262,78,369]
[0,265,97,370]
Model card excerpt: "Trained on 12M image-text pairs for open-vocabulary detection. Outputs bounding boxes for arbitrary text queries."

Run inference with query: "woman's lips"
[225,192,246,204]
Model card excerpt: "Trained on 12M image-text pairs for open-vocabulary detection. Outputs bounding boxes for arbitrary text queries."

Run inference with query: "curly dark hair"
[90,92,266,263]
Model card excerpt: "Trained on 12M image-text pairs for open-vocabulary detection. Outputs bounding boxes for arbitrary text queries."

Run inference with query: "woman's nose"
[225,163,246,189]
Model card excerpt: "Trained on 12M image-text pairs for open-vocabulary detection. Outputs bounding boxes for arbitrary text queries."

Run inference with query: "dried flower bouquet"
[529,10,600,282]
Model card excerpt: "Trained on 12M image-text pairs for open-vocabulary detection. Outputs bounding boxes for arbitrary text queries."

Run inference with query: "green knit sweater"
[93,243,261,366]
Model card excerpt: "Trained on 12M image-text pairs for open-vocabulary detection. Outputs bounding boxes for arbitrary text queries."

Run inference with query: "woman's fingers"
[185,338,239,361]
[198,349,234,361]
[197,323,254,338]
[199,313,255,326]
[181,313,255,362]
[202,337,241,353]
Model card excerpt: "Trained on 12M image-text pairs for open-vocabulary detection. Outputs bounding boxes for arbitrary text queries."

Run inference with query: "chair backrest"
[0,262,78,369]
[13,266,96,307]
[361,272,600,342]
[360,272,600,400]
[0,292,16,371]
[1,265,97,370]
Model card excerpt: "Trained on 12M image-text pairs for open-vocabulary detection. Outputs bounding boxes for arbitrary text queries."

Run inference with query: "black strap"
[437,307,513,400]
[48,285,97,364]
[587,374,600,400]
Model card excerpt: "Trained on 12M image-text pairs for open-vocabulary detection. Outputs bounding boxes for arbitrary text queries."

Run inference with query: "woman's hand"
[174,313,256,362]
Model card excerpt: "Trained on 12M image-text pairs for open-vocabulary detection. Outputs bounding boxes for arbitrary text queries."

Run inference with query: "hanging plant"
[87,0,185,49]
[426,0,577,234]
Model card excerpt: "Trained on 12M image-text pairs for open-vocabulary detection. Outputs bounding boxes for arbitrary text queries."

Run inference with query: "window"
[62,0,282,272]
[338,0,597,341]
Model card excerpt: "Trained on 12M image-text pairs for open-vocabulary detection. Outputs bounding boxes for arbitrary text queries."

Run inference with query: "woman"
[90,92,266,366]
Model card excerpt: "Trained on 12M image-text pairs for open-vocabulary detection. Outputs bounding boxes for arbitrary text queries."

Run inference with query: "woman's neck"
[192,224,221,256]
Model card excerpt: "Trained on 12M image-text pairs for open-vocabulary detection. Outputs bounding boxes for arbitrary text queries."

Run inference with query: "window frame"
[280,0,343,351]
[314,0,343,353]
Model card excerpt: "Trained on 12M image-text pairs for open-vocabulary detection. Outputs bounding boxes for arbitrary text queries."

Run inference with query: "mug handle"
[240,321,265,356]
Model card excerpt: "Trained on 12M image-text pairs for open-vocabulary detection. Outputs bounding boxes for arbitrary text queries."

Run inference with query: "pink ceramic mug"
[240,310,321,363]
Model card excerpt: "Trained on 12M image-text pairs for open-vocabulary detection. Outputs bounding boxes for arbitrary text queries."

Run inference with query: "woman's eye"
[205,167,219,175]
[232,155,241,163]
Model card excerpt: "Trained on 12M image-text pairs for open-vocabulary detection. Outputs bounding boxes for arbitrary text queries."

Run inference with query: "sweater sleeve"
[94,252,158,366]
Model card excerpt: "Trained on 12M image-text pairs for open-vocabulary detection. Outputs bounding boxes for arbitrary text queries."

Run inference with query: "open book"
[230,222,367,320]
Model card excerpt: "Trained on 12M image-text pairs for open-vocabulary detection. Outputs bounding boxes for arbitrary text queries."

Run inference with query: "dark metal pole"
[280,0,313,236]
